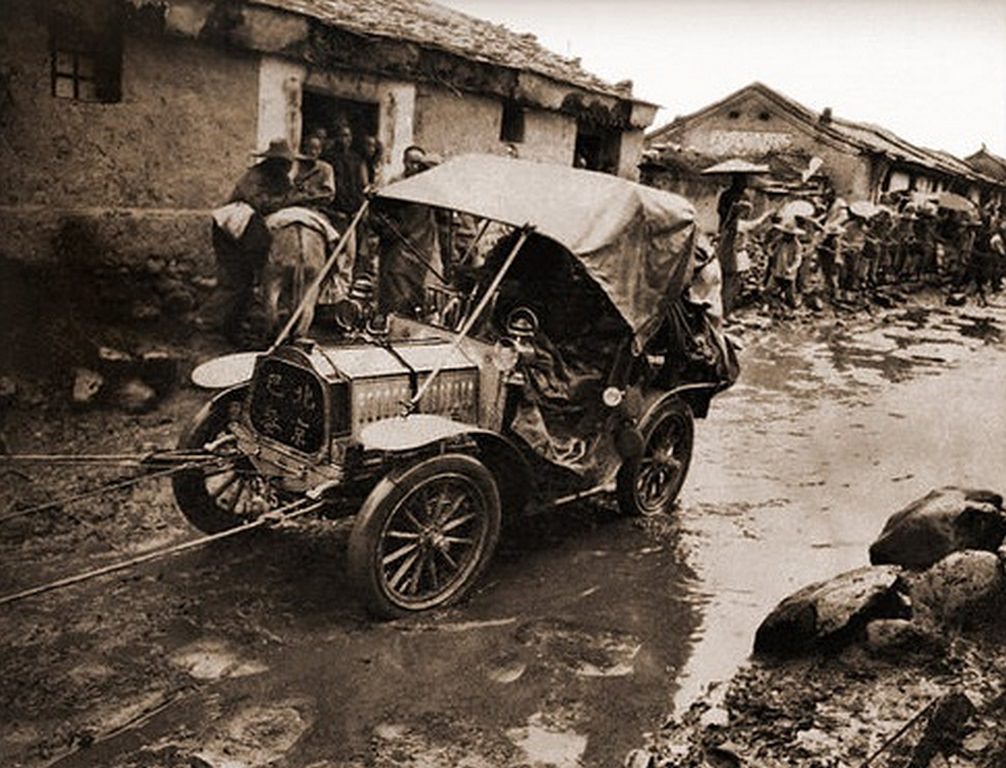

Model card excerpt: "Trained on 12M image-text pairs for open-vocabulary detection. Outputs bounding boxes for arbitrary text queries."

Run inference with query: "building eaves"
[829,117,992,184]
[646,81,861,154]
[251,0,653,104]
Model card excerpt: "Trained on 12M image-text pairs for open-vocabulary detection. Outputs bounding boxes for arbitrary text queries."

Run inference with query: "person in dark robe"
[325,122,368,230]
[374,146,449,316]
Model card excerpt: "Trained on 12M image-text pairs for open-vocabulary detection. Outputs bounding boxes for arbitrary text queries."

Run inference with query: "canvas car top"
[376,154,700,340]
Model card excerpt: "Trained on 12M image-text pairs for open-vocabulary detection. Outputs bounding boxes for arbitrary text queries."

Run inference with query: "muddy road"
[2,297,1005,768]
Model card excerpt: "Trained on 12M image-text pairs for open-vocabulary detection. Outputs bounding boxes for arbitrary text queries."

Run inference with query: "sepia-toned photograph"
[1,0,1005,766]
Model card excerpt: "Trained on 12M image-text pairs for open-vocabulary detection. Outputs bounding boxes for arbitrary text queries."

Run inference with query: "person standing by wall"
[713,195,747,317]
[325,121,369,231]
[724,200,773,315]
[293,133,335,207]
[362,135,384,189]
[839,209,868,299]
[375,146,450,316]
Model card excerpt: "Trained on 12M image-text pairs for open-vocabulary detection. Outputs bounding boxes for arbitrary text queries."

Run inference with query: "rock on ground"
[754,565,908,657]
[910,550,1006,627]
[865,618,947,658]
[870,486,1006,570]
[116,378,158,413]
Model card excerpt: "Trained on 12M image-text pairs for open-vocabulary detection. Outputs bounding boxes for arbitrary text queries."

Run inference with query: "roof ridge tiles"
[248,0,647,102]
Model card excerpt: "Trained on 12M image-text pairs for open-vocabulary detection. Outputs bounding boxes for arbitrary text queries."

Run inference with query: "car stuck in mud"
[174,155,738,617]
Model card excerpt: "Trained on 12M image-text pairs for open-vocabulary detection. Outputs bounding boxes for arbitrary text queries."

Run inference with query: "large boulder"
[910,550,1006,626]
[754,565,908,657]
[869,487,1006,569]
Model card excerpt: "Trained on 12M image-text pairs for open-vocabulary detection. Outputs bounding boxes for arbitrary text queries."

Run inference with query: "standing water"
[674,302,1006,708]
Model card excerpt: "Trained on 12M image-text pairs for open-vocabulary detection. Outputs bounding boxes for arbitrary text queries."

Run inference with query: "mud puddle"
[674,301,1006,709]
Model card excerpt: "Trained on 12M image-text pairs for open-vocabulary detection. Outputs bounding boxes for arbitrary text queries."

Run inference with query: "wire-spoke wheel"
[172,388,263,533]
[348,454,501,618]
[616,397,694,517]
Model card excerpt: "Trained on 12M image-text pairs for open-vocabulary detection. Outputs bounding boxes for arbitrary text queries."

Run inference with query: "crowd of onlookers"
[715,187,1006,318]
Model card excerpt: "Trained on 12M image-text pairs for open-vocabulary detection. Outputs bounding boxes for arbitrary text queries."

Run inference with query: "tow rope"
[0,496,325,607]
[0,460,236,524]
[0,450,235,524]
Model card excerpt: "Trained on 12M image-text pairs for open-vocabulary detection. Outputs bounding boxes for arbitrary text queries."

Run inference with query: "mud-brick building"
[0,0,656,307]
[644,82,1003,229]
[965,146,1006,213]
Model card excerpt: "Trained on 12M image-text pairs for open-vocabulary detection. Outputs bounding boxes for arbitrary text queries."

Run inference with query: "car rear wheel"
[348,454,501,619]
[616,397,694,517]
[172,389,262,533]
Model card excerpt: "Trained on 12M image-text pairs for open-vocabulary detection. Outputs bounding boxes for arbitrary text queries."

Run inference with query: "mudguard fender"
[642,382,718,423]
[360,414,532,514]
[191,352,261,389]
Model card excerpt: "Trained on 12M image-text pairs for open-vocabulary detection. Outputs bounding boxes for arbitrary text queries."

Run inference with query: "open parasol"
[779,199,816,220]
[848,200,882,219]
[929,191,976,214]
[701,158,771,175]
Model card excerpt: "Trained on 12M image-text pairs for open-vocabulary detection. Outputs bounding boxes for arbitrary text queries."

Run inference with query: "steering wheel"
[505,306,539,339]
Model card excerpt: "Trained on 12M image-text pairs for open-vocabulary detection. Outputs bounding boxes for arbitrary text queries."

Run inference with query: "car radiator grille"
[248,358,327,454]
[352,370,478,432]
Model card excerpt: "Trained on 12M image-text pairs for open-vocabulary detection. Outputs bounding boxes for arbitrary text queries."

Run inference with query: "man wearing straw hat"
[207,138,308,344]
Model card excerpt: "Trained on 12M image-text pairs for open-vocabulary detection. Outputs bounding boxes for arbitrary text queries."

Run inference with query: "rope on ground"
[0,460,237,524]
[0,450,218,467]
[0,497,325,607]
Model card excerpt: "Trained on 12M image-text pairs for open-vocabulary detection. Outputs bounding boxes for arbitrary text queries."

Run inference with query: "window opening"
[500,101,525,143]
[49,3,123,103]
[574,121,621,174]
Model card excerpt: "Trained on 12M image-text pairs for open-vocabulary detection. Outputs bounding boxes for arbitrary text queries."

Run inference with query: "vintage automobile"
[174,155,737,617]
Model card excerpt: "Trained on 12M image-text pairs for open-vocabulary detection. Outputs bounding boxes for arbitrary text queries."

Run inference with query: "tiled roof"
[966,147,1006,179]
[252,0,640,101]
[828,117,981,180]
[649,82,997,185]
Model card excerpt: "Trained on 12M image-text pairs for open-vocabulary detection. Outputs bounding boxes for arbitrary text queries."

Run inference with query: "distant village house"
[643,82,1004,232]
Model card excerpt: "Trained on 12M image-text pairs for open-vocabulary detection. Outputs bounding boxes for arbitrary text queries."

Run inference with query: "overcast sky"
[438,0,1006,158]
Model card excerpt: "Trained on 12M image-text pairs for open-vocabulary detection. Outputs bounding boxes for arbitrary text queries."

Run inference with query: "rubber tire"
[171,388,251,533]
[348,453,501,619]
[616,397,694,517]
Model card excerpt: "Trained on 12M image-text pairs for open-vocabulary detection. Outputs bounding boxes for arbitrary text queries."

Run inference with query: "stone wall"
[0,2,261,363]
[1,5,258,213]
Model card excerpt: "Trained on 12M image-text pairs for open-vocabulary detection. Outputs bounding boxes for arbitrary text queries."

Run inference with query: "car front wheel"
[348,453,501,618]
[172,388,262,533]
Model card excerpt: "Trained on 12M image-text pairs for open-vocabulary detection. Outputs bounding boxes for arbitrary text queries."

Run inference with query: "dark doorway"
[301,89,379,156]
[574,122,621,174]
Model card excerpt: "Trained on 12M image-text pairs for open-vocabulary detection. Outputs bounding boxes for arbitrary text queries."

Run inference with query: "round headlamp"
[602,386,624,408]
[492,338,520,372]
